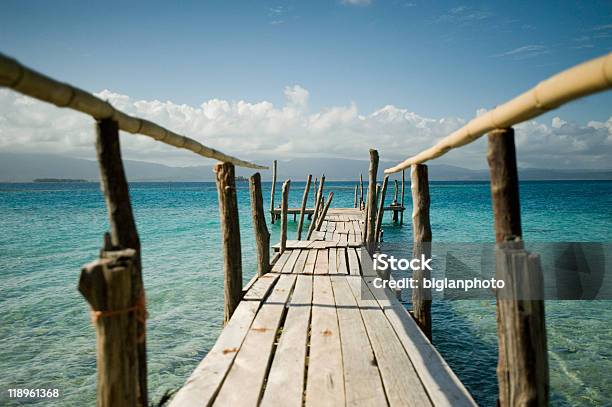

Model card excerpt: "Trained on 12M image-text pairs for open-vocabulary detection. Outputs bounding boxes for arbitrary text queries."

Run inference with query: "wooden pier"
[2,52,611,407]
[170,206,475,407]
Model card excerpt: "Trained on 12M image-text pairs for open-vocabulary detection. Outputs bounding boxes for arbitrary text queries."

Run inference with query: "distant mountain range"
[1,153,611,182]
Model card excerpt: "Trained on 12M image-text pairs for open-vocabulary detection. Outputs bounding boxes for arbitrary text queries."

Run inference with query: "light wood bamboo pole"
[0,53,266,170]
[307,176,325,238]
[400,169,405,225]
[385,52,612,174]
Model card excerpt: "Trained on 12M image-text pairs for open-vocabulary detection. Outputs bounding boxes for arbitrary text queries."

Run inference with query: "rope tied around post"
[89,292,148,343]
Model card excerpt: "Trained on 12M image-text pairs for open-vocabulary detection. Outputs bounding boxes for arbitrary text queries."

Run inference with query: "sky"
[0,0,611,170]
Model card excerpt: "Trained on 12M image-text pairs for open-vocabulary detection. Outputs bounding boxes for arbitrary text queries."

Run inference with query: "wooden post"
[297,175,312,240]
[308,176,325,238]
[488,128,548,406]
[354,184,358,208]
[359,173,364,209]
[95,119,147,406]
[270,160,277,224]
[365,150,379,251]
[280,180,291,253]
[79,249,139,407]
[374,176,389,243]
[314,192,334,232]
[312,177,318,208]
[393,179,399,204]
[392,179,399,223]
[249,173,270,276]
[411,164,432,340]
[215,162,243,324]
[400,169,405,225]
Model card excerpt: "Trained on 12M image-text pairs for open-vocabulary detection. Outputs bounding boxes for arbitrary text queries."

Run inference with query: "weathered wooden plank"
[362,276,476,407]
[347,248,361,276]
[281,249,301,274]
[331,276,387,407]
[271,251,291,273]
[169,275,279,407]
[242,273,279,301]
[213,274,297,407]
[337,248,348,275]
[346,276,432,407]
[314,249,329,275]
[261,274,313,407]
[292,249,309,274]
[305,276,344,407]
[328,248,338,274]
[303,249,318,275]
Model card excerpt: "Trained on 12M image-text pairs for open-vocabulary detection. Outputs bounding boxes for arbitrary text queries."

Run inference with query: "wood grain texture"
[365,149,379,252]
[410,164,432,340]
[95,119,147,406]
[297,174,312,240]
[215,162,243,324]
[305,276,344,407]
[79,249,138,407]
[488,129,548,407]
[280,179,291,253]
[249,173,270,276]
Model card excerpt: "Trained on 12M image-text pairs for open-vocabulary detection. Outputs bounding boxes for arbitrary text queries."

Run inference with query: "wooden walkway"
[170,208,475,407]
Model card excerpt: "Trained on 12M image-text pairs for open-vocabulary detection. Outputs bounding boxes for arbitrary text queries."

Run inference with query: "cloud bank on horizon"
[0,86,610,170]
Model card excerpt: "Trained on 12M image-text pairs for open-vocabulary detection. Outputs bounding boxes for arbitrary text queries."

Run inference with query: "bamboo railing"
[0,53,266,170]
[385,52,612,173]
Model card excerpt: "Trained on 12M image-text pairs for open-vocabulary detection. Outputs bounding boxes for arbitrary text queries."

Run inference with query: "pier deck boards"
[170,208,475,407]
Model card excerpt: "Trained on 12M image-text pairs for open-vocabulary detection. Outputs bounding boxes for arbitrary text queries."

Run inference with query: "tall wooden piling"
[400,169,405,225]
[410,164,432,340]
[79,249,139,407]
[354,184,358,208]
[312,177,318,208]
[280,180,291,253]
[364,150,379,251]
[297,175,312,240]
[270,160,277,224]
[315,192,334,232]
[487,128,548,407]
[249,173,270,276]
[215,162,243,324]
[308,176,325,238]
[375,176,389,243]
[95,119,147,406]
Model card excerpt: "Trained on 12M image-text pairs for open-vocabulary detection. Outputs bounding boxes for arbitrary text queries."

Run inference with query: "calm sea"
[0,180,610,406]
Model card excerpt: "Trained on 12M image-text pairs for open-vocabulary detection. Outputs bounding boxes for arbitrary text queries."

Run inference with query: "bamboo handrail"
[0,53,267,170]
[385,52,612,174]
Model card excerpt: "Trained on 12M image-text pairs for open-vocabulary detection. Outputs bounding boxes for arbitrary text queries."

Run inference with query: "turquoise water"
[0,180,610,406]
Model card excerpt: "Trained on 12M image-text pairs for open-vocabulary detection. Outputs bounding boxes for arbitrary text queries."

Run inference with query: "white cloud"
[492,44,550,59]
[0,87,610,169]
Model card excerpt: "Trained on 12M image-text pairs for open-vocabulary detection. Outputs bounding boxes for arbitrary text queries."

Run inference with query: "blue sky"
[0,1,611,169]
